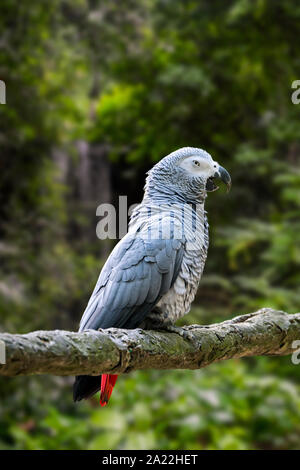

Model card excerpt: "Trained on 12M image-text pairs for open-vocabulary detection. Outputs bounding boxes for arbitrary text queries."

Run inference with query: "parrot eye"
[193,160,201,167]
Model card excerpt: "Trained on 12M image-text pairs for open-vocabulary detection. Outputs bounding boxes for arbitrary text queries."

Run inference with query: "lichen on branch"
[0,309,299,377]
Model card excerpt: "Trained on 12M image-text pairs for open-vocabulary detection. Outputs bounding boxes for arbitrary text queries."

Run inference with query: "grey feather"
[79,233,184,331]
[79,147,229,332]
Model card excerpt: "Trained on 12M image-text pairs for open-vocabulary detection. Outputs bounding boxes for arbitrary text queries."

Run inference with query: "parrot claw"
[159,324,194,341]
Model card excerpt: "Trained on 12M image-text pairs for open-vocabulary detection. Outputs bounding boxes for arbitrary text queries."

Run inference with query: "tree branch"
[0,309,299,377]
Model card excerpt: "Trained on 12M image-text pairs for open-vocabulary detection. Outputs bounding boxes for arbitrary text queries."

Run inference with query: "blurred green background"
[1,0,300,450]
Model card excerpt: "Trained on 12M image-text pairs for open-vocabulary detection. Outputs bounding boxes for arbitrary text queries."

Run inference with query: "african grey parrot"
[73,147,231,405]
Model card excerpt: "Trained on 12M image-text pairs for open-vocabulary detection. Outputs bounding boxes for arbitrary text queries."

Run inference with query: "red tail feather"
[100,374,118,406]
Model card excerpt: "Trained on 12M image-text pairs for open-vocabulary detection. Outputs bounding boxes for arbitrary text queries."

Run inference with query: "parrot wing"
[79,232,184,331]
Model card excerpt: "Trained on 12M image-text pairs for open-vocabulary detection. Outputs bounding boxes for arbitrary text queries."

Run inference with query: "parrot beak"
[206,165,231,193]
[218,165,231,192]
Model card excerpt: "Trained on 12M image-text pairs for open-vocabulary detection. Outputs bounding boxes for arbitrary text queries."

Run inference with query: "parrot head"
[145,147,231,203]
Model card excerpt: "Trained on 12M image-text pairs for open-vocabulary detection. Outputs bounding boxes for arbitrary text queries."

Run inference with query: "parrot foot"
[158,324,194,341]
[142,314,194,340]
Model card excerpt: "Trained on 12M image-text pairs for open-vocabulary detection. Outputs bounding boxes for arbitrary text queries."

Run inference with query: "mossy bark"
[0,308,299,376]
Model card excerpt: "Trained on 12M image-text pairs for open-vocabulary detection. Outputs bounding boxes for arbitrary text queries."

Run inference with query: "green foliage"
[0,0,300,450]
[2,360,300,450]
